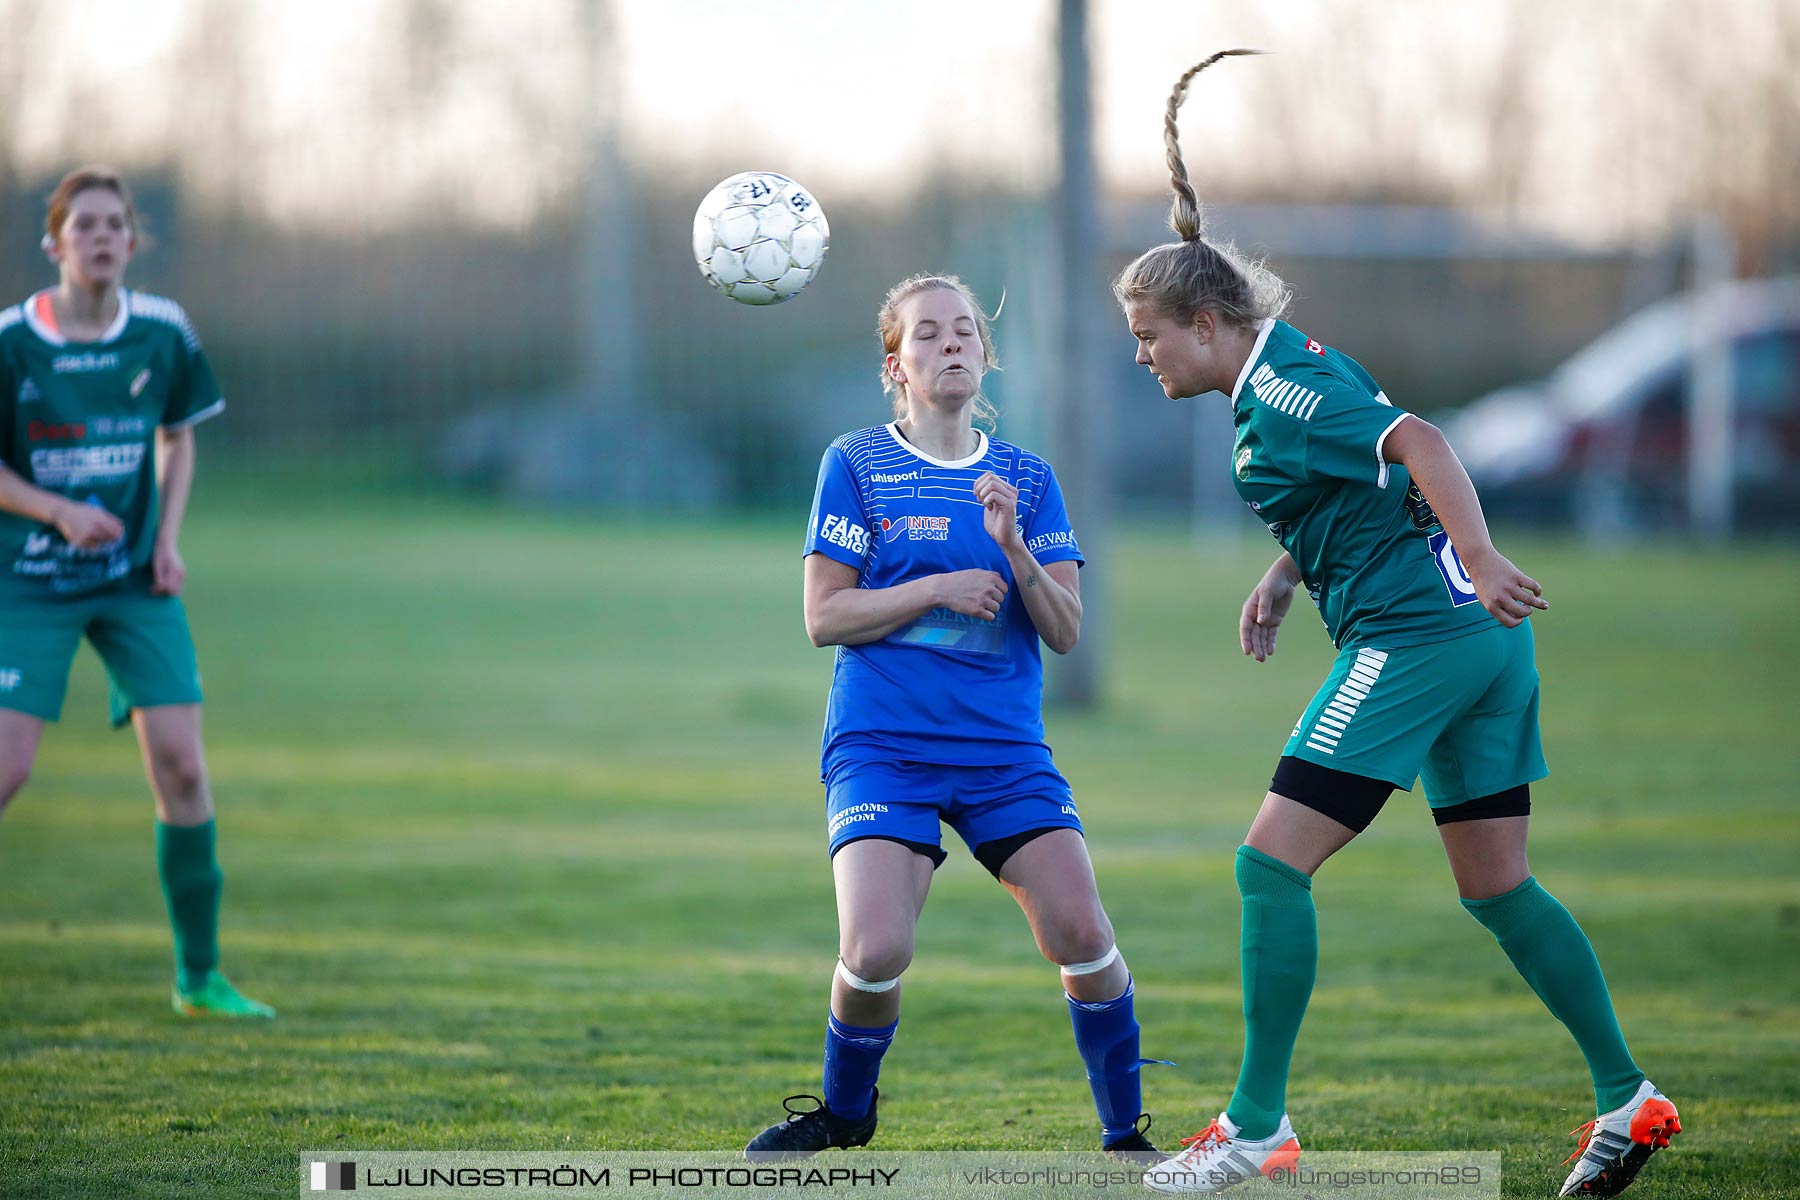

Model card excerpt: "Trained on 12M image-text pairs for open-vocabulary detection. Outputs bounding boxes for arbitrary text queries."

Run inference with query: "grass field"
[1,470,1797,1198]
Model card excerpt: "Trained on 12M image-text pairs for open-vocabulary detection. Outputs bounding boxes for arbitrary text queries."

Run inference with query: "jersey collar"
[24,288,132,347]
[1229,318,1277,401]
[885,421,988,468]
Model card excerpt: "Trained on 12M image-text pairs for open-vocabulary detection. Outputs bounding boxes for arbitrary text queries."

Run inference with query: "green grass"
[1,474,1796,1198]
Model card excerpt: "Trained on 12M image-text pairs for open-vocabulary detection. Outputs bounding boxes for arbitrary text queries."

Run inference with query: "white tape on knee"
[836,958,901,993]
[1060,945,1121,976]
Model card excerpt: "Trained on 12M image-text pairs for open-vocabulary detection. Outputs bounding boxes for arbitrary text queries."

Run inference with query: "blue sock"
[1067,978,1143,1142]
[822,1012,896,1122]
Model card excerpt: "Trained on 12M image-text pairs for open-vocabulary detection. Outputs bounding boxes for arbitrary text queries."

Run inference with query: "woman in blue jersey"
[745,274,1158,1159]
[0,168,272,1018]
[1114,55,1676,1199]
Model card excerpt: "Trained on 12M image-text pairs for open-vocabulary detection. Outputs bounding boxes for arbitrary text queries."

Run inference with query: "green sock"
[1225,845,1317,1140]
[157,819,222,994]
[1461,877,1645,1114]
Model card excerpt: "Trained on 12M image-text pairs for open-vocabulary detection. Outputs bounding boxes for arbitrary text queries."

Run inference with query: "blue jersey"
[804,423,1084,771]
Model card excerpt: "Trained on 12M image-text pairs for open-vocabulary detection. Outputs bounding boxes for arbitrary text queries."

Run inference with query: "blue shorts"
[824,755,1083,876]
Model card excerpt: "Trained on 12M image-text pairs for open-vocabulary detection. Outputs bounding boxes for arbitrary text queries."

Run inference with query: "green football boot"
[173,971,276,1019]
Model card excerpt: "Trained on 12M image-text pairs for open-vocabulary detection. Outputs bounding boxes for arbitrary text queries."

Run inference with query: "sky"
[2,0,1791,242]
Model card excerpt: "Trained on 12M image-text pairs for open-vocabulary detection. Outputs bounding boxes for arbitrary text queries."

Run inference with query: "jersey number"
[1427,531,1481,606]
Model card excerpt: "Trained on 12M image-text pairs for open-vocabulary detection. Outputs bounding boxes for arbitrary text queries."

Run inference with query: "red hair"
[43,166,138,246]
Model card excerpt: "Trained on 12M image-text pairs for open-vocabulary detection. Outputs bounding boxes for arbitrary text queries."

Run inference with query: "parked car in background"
[1442,276,1800,532]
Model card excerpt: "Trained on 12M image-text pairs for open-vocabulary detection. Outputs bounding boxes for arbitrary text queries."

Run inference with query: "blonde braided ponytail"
[1116,50,1291,328]
[1164,49,1264,241]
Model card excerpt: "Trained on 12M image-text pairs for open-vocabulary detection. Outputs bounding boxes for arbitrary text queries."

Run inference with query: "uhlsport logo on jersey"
[880,514,950,543]
[0,668,20,692]
[1306,338,1325,355]
[1428,531,1481,606]
[309,1161,356,1190]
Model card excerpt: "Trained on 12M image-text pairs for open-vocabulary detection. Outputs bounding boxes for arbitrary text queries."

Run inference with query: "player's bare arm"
[803,552,1005,647]
[975,471,1081,654]
[1382,414,1548,627]
[0,462,124,548]
[152,425,196,596]
[1240,552,1300,663]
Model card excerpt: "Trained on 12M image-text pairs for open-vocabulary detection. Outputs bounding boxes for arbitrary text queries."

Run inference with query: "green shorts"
[1284,621,1548,807]
[0,577,204,727]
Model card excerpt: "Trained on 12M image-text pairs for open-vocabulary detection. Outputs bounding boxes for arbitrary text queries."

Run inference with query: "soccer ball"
[692,172,830,306]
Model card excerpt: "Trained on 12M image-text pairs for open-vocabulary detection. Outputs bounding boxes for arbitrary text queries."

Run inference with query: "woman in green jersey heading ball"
[1117,55,1676,1199]
[0,167,272,1018]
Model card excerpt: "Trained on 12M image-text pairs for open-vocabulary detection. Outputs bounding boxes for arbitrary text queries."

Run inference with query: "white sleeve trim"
[164,398,226,430]
[1374,411,1411,489]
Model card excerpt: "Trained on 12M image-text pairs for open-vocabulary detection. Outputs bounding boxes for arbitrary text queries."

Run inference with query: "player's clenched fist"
[53,498,124,549]
[936,568,1008,620]
[973,472,1023,551]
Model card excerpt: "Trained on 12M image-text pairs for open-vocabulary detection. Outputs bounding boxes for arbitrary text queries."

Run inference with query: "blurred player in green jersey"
[0,168,272,1019]
[1115,54,1675,1199]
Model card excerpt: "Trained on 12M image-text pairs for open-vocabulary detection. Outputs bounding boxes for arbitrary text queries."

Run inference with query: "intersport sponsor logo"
[881,515,950,543]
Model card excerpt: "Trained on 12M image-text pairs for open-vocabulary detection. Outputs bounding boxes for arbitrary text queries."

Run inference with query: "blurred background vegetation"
[3,0,1796,514]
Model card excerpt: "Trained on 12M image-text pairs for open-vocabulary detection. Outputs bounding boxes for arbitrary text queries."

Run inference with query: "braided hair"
[1114,51,1291,327]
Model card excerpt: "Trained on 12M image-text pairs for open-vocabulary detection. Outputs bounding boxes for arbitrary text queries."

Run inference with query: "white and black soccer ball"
[692,172,830,306]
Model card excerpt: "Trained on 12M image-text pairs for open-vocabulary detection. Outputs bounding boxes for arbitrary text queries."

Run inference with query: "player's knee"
[837,938,913,988]
[152,747,208,803]
[1046,917,1117,972]
[0,758,31,807]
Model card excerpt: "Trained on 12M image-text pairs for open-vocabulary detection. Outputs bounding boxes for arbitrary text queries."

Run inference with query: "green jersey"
[0,289,224,597]
[1229,319,1491,650]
